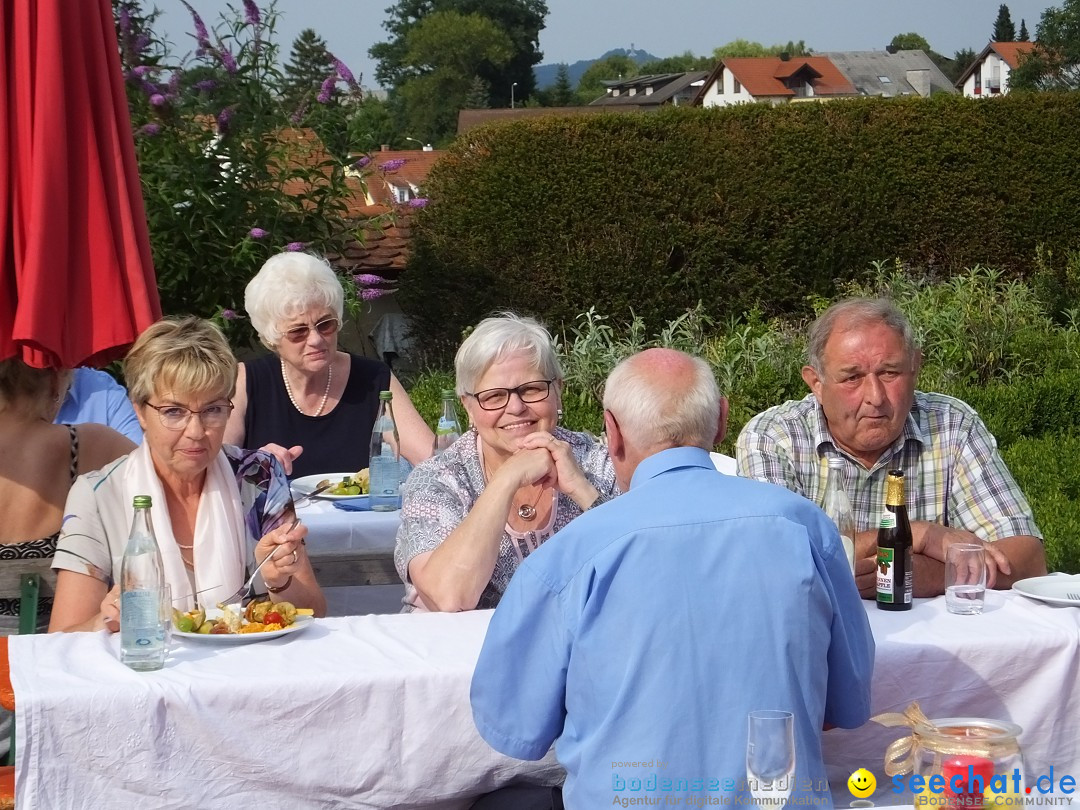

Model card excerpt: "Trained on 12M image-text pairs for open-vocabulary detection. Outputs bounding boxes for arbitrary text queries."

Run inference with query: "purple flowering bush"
[114,0,383,345]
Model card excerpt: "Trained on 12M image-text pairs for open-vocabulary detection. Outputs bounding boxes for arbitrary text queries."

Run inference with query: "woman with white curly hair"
[225,252,433,479]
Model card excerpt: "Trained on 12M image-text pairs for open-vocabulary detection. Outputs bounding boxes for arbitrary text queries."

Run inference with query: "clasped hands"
[494,431,598,509]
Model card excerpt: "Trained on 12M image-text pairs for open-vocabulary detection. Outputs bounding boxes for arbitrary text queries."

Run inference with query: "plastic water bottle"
[120,495,167,671]
[821,457,856,574]
[432,389,462,456]
[369,390,401,512]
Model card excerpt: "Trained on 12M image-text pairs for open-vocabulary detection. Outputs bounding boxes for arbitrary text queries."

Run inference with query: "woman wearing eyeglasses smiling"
[49,317,326,632]
[225,252,433,479]
[394,314,619,612]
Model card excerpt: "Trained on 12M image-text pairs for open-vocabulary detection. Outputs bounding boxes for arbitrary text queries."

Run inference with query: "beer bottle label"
[876,548,896,602]
[879,511,897,530]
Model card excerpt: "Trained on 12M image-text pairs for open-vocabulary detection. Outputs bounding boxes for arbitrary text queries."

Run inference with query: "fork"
[291,482,333,508]
[1068,592,1080,601]
[216,516,302,609]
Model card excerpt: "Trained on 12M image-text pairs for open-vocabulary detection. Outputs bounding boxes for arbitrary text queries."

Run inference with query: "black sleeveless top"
[243,353,392,479]
[0,425,79,617]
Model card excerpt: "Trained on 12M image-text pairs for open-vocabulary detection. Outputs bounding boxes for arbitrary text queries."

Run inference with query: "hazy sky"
[152,0,1052,89]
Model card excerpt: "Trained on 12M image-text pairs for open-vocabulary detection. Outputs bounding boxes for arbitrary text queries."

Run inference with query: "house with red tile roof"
[355,147,445,206]
[695,55,858,107]
[956,42,1033,97]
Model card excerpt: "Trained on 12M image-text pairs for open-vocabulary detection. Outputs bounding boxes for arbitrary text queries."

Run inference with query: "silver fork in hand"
[216,516,302,608]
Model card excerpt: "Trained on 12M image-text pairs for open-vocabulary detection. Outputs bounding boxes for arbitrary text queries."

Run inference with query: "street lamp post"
[511,81,518,109]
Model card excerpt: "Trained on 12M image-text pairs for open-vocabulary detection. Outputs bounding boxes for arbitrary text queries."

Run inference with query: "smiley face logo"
[848,768,876,798]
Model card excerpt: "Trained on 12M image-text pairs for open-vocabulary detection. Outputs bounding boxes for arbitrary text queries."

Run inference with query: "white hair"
[603,350,719,450]
[244,253,344,347]
[455,313,562,396]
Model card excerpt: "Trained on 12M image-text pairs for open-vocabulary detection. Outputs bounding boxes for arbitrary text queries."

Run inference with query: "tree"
[114,2,376,346]
[1010,0,1080,90]
[890,32,932,52]
[464,75,492,108]
[576,54,637,103]
[951,48,978,82]
[1020,18,1030,40]
[370,0,547,107]
[282,29,335,109]
[638,51,714,73]
[548,63,575,105]
[712,39,810,59]
[994,4,1017,41]
[345,96,397,152]
[396,10,513,142]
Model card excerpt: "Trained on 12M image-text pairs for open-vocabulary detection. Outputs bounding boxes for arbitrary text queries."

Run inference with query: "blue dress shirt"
[471,446,874,810]
[56,368,142,443]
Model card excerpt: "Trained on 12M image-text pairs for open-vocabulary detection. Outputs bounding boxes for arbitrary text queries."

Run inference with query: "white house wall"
[701,66,756,107]
[962,52,1014,98]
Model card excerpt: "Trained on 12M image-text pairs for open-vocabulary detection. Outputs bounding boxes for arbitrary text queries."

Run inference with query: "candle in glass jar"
[943,755,996,808]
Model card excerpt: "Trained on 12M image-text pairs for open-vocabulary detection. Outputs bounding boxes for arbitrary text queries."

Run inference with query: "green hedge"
[1003,434,1080,573]
[401,93,1080,362]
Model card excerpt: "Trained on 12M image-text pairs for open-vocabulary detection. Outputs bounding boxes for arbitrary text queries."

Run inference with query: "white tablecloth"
[297,499,400,555]
[825,590,1080,805]
[11,611,560,809]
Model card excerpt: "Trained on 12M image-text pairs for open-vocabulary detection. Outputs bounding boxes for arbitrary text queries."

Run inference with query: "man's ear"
[912,349,923,377]
[714,396,730,446]
[801,365,823,402]
[604,409,624,462]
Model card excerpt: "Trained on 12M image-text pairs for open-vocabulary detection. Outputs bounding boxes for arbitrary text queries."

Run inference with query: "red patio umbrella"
[1,0,160,370]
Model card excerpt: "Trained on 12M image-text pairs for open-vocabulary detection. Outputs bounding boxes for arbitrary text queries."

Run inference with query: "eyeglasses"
[466,380,554,411]
[144,401,234,431]
[282,317,340,344]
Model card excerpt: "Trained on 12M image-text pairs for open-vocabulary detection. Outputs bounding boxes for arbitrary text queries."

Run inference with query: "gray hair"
[807,297,918,374]
[455,313,562,396]
[603,349,720,451]
[245,253,344,347]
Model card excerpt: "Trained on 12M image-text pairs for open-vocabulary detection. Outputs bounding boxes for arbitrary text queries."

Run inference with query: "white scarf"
[124,442,247,611]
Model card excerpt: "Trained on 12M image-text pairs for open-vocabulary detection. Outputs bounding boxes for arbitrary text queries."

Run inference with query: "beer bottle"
[876,470,913,611]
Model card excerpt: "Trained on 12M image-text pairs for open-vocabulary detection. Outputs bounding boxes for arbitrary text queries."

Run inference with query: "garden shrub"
[401,93,1080,362]
[1002,435,1080,573]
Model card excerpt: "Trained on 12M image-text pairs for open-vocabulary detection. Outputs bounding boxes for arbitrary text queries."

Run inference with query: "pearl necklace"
[282,359,332,417]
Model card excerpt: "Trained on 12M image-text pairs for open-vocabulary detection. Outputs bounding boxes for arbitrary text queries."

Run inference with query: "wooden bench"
[307,550,399,588]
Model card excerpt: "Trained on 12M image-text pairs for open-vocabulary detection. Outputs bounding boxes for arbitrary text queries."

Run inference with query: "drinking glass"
[158,583,172,655]
[746,710,796,809]
[945,543,987,615]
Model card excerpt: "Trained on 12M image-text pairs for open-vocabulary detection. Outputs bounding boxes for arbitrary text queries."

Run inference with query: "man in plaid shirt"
[736,297,1046,598]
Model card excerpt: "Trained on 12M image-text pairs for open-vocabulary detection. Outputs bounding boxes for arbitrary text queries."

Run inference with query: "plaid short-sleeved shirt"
[735,392,1042,542]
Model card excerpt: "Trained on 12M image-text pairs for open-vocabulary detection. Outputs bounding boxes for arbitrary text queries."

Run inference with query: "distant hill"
[535,46,660,89]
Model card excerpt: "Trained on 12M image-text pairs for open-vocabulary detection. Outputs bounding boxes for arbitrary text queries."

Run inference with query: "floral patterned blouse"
[394,426,619,610]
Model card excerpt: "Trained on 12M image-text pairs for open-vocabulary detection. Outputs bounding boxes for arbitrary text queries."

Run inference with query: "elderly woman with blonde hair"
[225,252,433,478]
[50,317,325,633]
[395,313,619,612]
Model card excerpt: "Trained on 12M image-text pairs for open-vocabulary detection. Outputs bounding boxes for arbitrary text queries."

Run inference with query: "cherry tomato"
[264,611,284,625]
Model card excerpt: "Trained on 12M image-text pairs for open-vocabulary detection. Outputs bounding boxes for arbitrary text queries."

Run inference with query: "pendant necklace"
[282,359,332,417]
[481,449,546,522]
[516,487,546,522]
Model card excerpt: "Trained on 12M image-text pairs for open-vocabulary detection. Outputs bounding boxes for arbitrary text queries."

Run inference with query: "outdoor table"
[5,611,560,809]
[298,499,401,588]
[824,590,1080,805]
[5,592,1079,808]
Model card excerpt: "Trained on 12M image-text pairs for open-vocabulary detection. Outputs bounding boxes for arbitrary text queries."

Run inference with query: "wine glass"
[746,710,796,810]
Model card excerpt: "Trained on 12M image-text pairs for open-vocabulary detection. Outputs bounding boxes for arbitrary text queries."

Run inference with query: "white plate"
[174,615,314,643]
[292,472,369,502]
[1012,574,1080,607]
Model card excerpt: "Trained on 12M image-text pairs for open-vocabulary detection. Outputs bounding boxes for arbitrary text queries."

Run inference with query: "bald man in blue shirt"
[470,348,874,810]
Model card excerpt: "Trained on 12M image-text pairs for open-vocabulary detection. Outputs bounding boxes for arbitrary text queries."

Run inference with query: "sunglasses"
[282,317,340,344]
